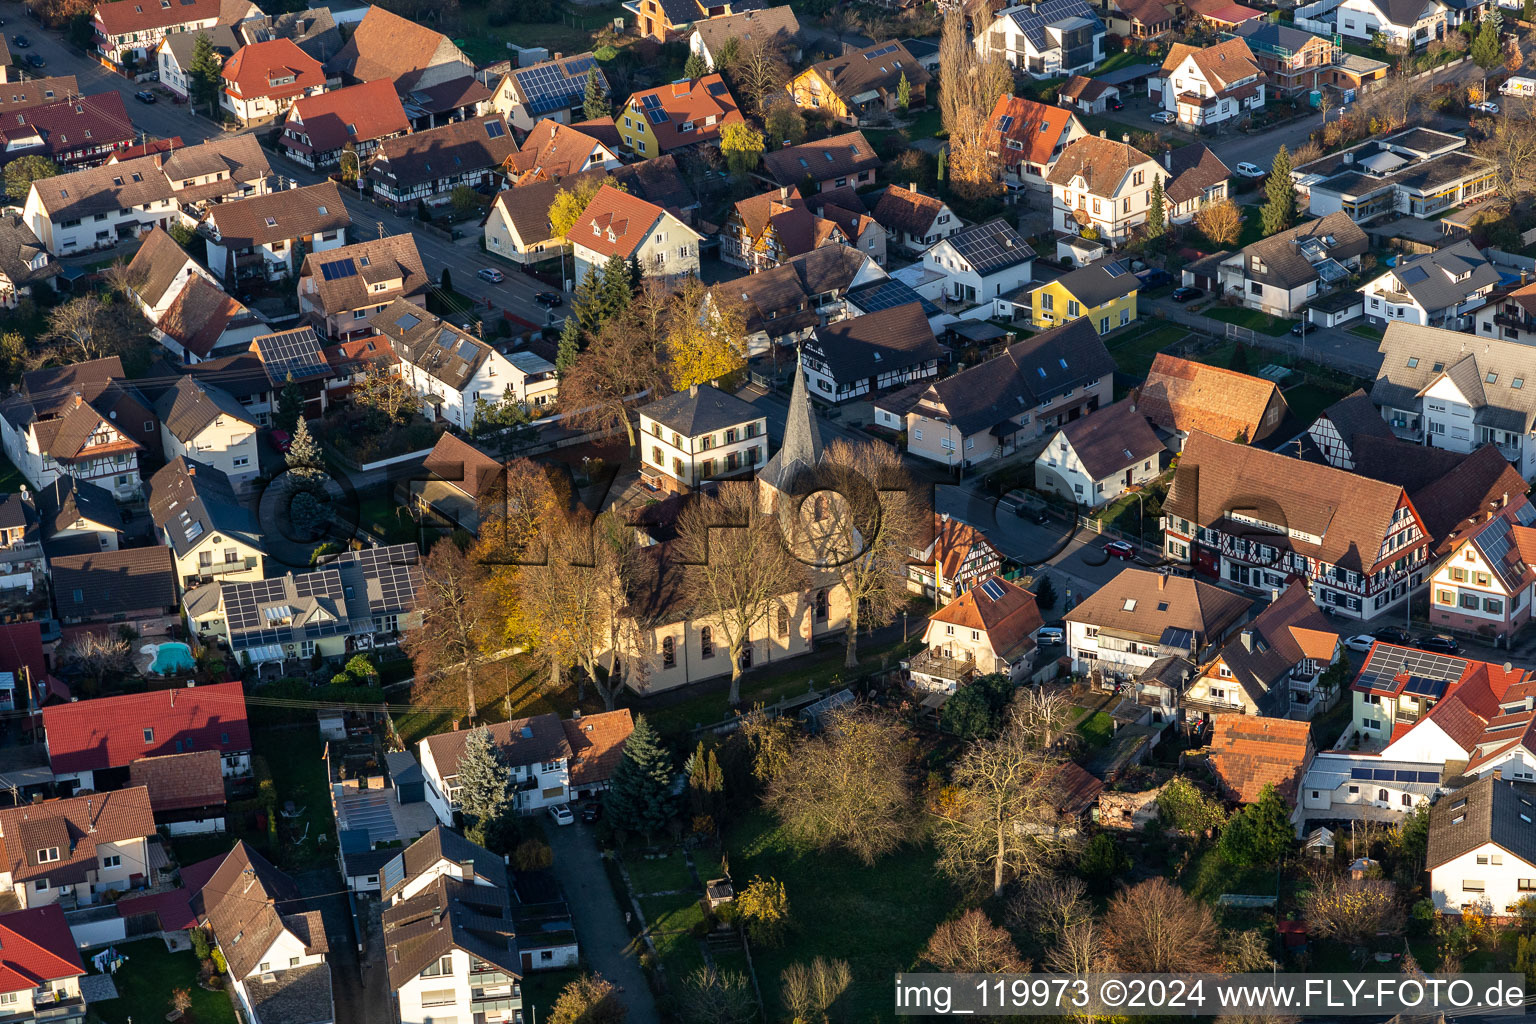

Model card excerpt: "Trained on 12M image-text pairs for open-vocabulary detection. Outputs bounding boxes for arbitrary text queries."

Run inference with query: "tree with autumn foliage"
[556,310,666,448]
[405,538,496,722]
[1197,198,1243,246]
[923,909,1028,973]
[664,278,747,389]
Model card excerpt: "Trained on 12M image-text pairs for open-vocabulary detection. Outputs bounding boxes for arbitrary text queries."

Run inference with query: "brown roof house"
[1199,211,1369,317]
[491,51,609,132]
[52,546,178,636]
[1138,352,1290,448]
[154,275,267,364]
[800,301,942,403]
[505,119,624,185]
[194,841,332,1024]
[37,475,124,555]
[1152,38,1266,128]
[203,181,350,285]
[418,714,575,824]
[297,234,428,342]
[911,575,1044,692]
[1034,397,1165,509]
[1207,714,1314,805]
[1156,144,1232,225]
[869,184,961,255]
[0,787,157,910]
[721,185,858,271]
[326,5,486,128]
[786,40,931,126]
[0,214,58,310]
[691,6,802,70]
[759,131,882,195]
[618,74,745,157]
[1058,74,1121,115]
[128,749,228,834]
[561,710,635,796]
[278,78,411,171]
[907,513,1004,602]
[413,432,503,533]
[1307,388,1395,471]
[367,115,517,212]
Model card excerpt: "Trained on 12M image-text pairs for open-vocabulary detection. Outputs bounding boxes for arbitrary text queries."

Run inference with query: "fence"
[1224,322,1257,345]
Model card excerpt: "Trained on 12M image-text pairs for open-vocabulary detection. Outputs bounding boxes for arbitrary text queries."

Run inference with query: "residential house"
[413,433,502,533]
[93,0,259,67]
[0,492,46,603]
[326,5,485,128]
[157,26,239,100]
[1139,352,1290,448]
[729,243,888,353]
[238,8,341,68]
[1369,321,1536,479]
[1426,775,1536,914]
[1161,431,1431,618]
[278,78,411,170]
[1309,388,1396,471]
[420,714,574,822]
[297,234,428,342]
[1064,566,1251,681]
[505,119,623,184]
[157,277,266,364]
[786,41,930,126]
[23,134,271,255]
[1058,75,1120,115]
[1034,397,1164,509]
[154,376,260,490]
[1026,256,1139,334]
[690,7,801,70]
[41,680,252,790]
[203,181,350,284]
[37,476,122,554]
[483,176,583,268]
[1152,38,1266,127]
[367,115,516,211]
[635,0,762,41]
[372,300,558,428]
[907,513,1004,601]
[0,358,156,500]
[1206,715,1315,804]
[220,38,325,125]
[1198,211,1369,316]
[1361,238,1499,329]
[0,76,79,116]
[128,750,227,835]
[979,0,1107,78]
[1331,0,1448,49]
[380,830,523,1023]
[619,75,743,158]
[919,219,1034,304]
[491,52,608,132]
[1295,128,1495,224]
[910,575,1043,692]
[194,842,332,1024]
[0,215,58,308]
[1158,144,1231,224]
[758,131,881,195]
[1187,0,1263,29]
[1230,20,1341,96]
[124,226,216,323]
[904,318,1115,469]
[638,383,768,494]
[721,186,849,271]
[1101,0,1178,38]
[868,184,960,255]
[1184,582,1341,720]
[0,906,88,1024]
[1045,134,1165,246]
[1428,500,1536,634]
[1475,279,1536,345]
[1297,749,1446,829]
[800,301,943,402]
[0,93,135,169]
[52,546,178,636]
[250,326,333,419]
[0,787,156,909]
[561,711,635,797]
[805,189,883,266]
[983,95,1084,193]
[145,457,265,591]
[567,184,703,284]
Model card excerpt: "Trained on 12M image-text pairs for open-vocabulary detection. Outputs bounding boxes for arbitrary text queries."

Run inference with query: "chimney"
[1495,768,1503,780]
[72,392,81,408]
[909,181,918,192]
[1503,492,1510,507]
[690,383,699,398]
[1121,133,1130,144]
[1099,129,1107,138]
[572,709,581,720]
[779,186,788,199]
[1157,573,1166,591]
[186,464,196,477]
[1164,151,1172,170]
[1240,629,1253,651]
[462,858,474,877]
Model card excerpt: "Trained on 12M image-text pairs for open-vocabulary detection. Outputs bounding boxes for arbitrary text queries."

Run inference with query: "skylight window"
[1407,357,1418,368]
[1488,372,1498,384]
[265,216,277,227]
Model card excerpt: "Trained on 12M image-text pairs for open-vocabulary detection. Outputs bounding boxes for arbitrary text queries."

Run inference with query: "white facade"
[638,410,768,492]
[1298,751,1439,825]
[419,739,570,827]
[397,347,526,433]
[570,217,703,284]
[206,227,347,284]
[1157,51,1265,125]
[1035,427,1159,508]
[3,836,149,909]
[1049,151,1164,246]
[1362,270,1494,329]
[0,416,141,500]
[980,5,1105,78]
[1430,842,1536,914]
[1334,0,1447,49]
[921,241,1032,305]
[161,415,260,491]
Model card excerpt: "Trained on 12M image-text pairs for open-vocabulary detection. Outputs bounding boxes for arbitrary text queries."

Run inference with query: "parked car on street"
[1235,162,1266,178]
[535,291,564,308]
[1150,111,1175,123]
[11,35,28,48]
[1413,634,1458,654]
[1471,101,1500,114]
[1137,268,1172,289]
[1343,634,1377,654]
[1171,286,1203,303]
[24,54,44,68]
[1038,624,1065,646]
[1104,540,1137,560]
[1372,626,1413,644]
[477,267,504,283]
[135,90,156,104]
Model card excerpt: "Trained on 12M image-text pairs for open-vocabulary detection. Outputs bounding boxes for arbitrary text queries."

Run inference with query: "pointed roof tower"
[759,356,825,505]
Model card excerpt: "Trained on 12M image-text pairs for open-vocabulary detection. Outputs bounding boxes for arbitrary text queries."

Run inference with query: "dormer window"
[36,847,58,864]
[144,728,154,743]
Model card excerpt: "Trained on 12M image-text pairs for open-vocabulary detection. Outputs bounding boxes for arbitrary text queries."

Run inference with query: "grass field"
[1104,321,1194,378]
[0,450,22,493]
[517,968,583,1024]
[1075,709,1115,748]
[724,811,956,1021]
[392,651,581,747]
[1204,306,1300,336]
[625,850,693,894]
[251,722,335,872]
[449,5,624,67]
[91,938,236,1024]
[1349,323,1385,340]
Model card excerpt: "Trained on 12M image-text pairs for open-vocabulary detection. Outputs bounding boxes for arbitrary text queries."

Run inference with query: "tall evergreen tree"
[1260,146,1297,237]
[188,33,224,117]
[276,373,305,431]
[455,727,510,825]
[687,741,725,819]
[684,52,708,80]
[604,714,674,838]
[286,417,324,480]
[897,72,911,112]
[600,252,633,314]
[556,317,581,375]
[1146,175,1166,239]
[628,254,643,293]
[582,67,609,121]
[573,267,607,335]
[1472,19,1503,68]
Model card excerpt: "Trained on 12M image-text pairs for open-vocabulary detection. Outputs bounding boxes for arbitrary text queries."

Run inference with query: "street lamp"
[1296,316,1307,361]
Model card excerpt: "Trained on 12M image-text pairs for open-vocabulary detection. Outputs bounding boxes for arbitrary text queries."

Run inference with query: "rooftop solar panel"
[707,81,728,96]
[255,327,328,381]
[319,258,356,281]
[980,577,1005,600]
[1356,644,1468,694]
[995,114,1014,133]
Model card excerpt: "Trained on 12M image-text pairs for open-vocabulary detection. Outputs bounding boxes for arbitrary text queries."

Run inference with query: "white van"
[1500,76,1536,97]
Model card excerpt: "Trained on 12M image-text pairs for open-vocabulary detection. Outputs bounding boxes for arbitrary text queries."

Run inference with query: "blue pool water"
[149,642,195,675]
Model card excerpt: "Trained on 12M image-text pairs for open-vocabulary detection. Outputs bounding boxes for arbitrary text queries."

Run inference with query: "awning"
[241,644,286,664]
[850,90,881,104]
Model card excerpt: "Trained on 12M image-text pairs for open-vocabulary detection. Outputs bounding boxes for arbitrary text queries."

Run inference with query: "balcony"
[1182,692,1246,714]
[194,557,258,580]
[908,648,977,683]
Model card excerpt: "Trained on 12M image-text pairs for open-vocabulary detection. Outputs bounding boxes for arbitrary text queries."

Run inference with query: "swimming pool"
[145,642,195,675]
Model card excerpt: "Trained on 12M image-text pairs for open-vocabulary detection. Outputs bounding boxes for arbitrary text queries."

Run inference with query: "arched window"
[1402,794,1413,806]
[777,605,789,639]
[814,494,828,521]
[815,589,829,622]
[1378,789,1389,802]
[700,626,714,659]
[661,635,676,668]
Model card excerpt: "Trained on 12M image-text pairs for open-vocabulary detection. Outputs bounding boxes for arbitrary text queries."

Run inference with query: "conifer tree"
[188,33,224,117]
[455,727,510,825]
[897,72,911,112]
[604,715,674,838]
[583,67,610,121]
[600,252,633,315]
[1260,146,1297,237]
[573,267,607,336]
[286,418,324,481]
[1146,175,1166,239]
[276,373,304,432]
[684,52,708,80]
[556,317,581,375]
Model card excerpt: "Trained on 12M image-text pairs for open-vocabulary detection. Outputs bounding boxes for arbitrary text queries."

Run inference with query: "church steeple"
[758,350,825,508]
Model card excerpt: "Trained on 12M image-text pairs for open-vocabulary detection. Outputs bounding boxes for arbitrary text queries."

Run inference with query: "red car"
[1104,540,1138,560]
[269,429,292,453]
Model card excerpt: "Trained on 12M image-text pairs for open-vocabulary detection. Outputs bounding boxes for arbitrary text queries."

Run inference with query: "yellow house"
[1028,257,1139,334]
[146,457,266,595]
[785,40,931,126]
[619,74,743,157]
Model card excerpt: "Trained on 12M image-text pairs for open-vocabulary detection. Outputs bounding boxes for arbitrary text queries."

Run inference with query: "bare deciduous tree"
[1474,114,1536,210]
[728,35,791,116]
[1047,919,1108,974]
[922,909,1028,973]
[59,632,132,688]
[405,539,494,721]
[765,706,915,865]
[780,957,852,1022]
[675,481,806,704]
[353,360,421,422]
[1303,875,1404,946]
[46,295,119,362]
[557,314,665,448]
[1102,878,1220,972]
[1014,687,1075,749]
[1008,872,1090,943]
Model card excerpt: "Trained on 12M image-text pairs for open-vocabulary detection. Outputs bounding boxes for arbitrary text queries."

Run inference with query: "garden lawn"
[1349,324,1385,340]
[250,722,335,872]
[904,106,944,139]
[643,893,706,976]
[1181,845,1279,905]
[1075,709,1115,748]
[1104,321,1192,378]
[356,492,417,545]
[0,450,23,493]
[448,5,626,69]
[1203,306,1299,336]
[724,811,956,1021]
[93,938,236,1024]
[392,651,585,747]
[625,850,693,894]
[1090,50,1147,77]
[1283,380,1354,426]
[516,968,583,1024]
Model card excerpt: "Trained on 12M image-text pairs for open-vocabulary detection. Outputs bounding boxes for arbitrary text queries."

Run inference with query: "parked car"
[1235,162,1266,178]
[1472,100,1500,114]
[1038,624,1065,646]
[548,803,574,826]
[1413,634,1459,655]
[1137,268,1172,289]
[24,54,43,68]
[476,267,504,283]
[1108,97,1124,111]
[269,429,292,453]
[580,803,601,824]
[134,90,156,104]
[1371,626,1413,644]
[1290,320,1308,336]
[11,35,28,47]
[1171,286,1203,303]
[1150,111,1175,124]
[1343,634,1377,654]
[535,291,564,308]
[1104,540,1138,560]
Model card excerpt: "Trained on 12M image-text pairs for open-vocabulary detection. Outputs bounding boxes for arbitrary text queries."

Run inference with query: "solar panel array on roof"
[396,312,421,330]
[1349,767,1440,783]
[517,55,600,115]
[1403,675,1450,699]
[1104,261,1126,277]
[980,577,1006,600]
[255,328,328,381]
[847,279,942,318]
[707,81,728,96]
[950,224,1032,275]
[640,93,661,109]
[485,120,505,139]
[320,258,357,281]
[1356,645,1468,693]
[864,43,898,58]
[995,114,1014,133]
[380,852,405,895]
[1398,265,1430,285]
[224,571,348,647]
[1478,515,1527,591]
[648,108,669,125]
[1159,626,1193,652]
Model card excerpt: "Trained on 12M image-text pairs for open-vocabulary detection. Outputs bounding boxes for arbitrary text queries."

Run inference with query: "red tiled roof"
[1208,714,1313,804]
[42,681,250,774]
[222,38,325,100]
[129,750,226,813]
[986,94,1078,168]
[623,74,744,153]
[570,184,671,260]
[0,93,135,163]
[283,79,409,155]
[95,0,222,37]
[0,906,84,992]
[0,787,156,884]
[561,710,634,787]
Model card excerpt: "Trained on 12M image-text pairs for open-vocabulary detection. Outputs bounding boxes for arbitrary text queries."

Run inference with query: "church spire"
[758,348,825,502]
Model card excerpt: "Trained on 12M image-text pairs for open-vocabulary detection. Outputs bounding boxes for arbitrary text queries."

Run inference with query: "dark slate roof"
[760,354,825,492]
[1425,775,1536,869]
[1230,18,1325,52]
[1319,388,1394,447]
[998,0,1105,50]
[941,219,1035,277]
[382,875,519,989]
[154,376,256,444]
[1238,211,1369,291]
[145,457,260,558]
[1380,238,1500,314]
[760,131,881,187]
[52,547,177,619]
[640,384,761,437]
[1047,257,1140,308]
[1056,397,1164,479]
[803,301,943,385]
[1371,323,1536,435]
[381,825,508,900]
[1160,143,1231,205]
[36,476,122,537]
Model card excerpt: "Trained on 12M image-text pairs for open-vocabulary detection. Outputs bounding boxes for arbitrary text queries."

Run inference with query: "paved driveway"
[544,822,661,1024]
